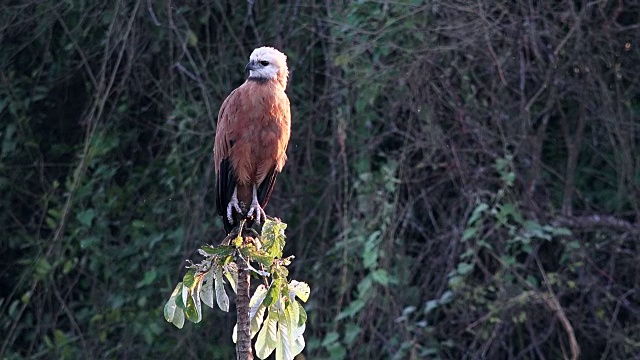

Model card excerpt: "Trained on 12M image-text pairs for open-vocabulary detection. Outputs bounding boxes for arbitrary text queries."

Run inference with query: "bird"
[214,47,291,234]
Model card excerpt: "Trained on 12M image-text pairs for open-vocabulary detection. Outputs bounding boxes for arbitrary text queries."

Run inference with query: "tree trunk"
[236,236,253,360]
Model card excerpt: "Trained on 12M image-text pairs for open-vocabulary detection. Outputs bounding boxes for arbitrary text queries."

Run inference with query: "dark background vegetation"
[1,0,639,359]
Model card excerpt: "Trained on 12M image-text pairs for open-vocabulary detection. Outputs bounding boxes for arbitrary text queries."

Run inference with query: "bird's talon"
[226,204,235,224]
[247,202,266,225]
[226,187,243,225]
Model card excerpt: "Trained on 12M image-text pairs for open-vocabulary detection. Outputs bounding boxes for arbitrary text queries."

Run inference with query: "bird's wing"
[256,92,291,208]
[257,168,279,208]
[214,88,239,225]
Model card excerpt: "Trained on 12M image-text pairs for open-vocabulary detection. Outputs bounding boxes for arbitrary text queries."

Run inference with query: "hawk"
[214,47,291,234]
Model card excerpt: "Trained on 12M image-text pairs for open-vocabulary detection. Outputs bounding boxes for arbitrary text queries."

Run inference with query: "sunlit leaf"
[288,281,310,303]
[179,282,189,310]
[256,310,278,359]
[250,285,269,338]
[241,245,274,267]
[183,269,196,289]
[287,300,299,330]
[251,304,267,339]
[262,219,287,258]
[296,301,307,327]
[250,285,268,318]
[276,301,306,360]
[214,263,229,312]
[184,292,200,323]
[232,323,237,344]
[276,304,296,360]
[224,263,238,293]
[264,279,282,307]
[201,268,215,308]
[292,330,305,357]
[164,283,185,328]
[245,259,271,277]
[192,278,202,323]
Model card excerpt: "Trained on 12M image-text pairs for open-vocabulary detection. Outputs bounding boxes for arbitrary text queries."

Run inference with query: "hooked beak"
[245,61,258,74]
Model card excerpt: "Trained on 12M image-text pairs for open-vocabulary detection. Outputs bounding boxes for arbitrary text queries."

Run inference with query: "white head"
[246,47,289,88]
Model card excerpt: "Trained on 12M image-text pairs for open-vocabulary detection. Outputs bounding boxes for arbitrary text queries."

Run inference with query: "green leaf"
[250,285,268,318]
[545,225,572,236]
[362,231,381,269]
[288,281,310,303]
[224,263,238,293]
[179,282,189,310]
[501,255,516,266]
[262,218,287,258]
[241,244,274,267]
[468,202,488,225]
[201,268,215,308]
[164,283,185,328]
[296,301,307,327]
[336,298,366,320]
[343,323,361,346]
[321,331,339,347]
[357,276,373,297]
[256,310,278,359]
[288,304,306,357]
[371,269,390,286]
[497,203,523,225]
[251,304,267,339]
[34,258,52,280]
[136,269,157,288]
[184,292,200,323]
[456,262,474,275]
[462,227,478,241]
[183,269,196,289]
[264,279,282,307]
[214,264,229,312]
[187,29,198,47]
[193,279,203,322]
[276,304,296,360]
[566,240,581,250]
[327,343,346,360]
[79,236,100,249]
[292,331,305,358]
[76,208,95,226]
[362,247,379,269]
[249,284,267,339]
[200,245,235,257]
[132,219,146,229]
[1,124,17,156]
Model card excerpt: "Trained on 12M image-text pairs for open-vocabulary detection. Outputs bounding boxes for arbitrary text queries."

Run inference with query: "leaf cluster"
[163,219,310,360]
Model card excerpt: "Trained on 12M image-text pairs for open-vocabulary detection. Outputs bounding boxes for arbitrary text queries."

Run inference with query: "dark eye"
[260,61,269,66]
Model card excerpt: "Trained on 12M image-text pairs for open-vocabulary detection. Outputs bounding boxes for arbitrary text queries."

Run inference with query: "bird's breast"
[229,82,290,186]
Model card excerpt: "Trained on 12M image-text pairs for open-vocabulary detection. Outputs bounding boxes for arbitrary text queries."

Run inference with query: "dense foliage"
[1,0,638,359]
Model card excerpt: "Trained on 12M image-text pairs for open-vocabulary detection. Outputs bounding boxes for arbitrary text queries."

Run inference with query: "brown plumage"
[214,47,291,234]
